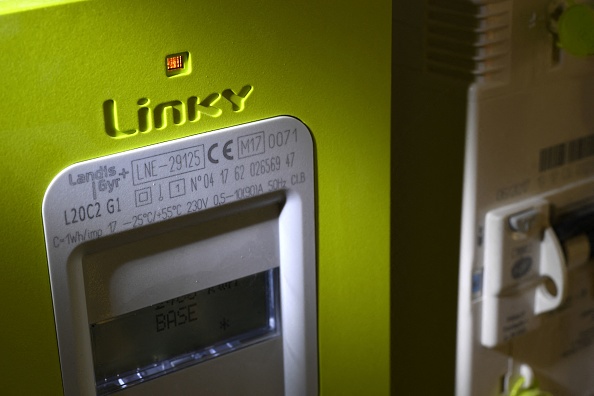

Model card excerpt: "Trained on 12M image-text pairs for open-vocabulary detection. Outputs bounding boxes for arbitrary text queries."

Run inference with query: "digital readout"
[91,268,280,395]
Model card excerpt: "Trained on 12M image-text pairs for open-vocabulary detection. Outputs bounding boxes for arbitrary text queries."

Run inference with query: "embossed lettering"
[222,85,254,112]
[103,100,137,139]
[137,98,152,133]
[103,85,253,139]
[154,100,186,130]
[187,93,222,122]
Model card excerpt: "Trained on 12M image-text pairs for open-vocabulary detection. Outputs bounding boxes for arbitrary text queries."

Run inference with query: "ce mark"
[207,140,233,164]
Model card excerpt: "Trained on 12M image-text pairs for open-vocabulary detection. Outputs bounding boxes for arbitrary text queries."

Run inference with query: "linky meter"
[43,117,316,395]
[0,0,391,395]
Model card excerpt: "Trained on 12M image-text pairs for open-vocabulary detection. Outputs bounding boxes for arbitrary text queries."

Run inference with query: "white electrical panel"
[454,1,594,395]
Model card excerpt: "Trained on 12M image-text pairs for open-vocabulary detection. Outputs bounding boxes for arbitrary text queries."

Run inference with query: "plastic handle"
[534,227,567,315]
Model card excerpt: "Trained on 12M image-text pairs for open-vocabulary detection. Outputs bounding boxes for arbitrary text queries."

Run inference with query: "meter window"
[91,268,280,395]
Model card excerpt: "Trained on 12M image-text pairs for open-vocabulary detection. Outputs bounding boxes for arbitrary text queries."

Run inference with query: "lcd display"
[91,268,280,395]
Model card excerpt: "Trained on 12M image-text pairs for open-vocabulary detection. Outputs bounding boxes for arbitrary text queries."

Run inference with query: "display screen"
[91,268,280,395]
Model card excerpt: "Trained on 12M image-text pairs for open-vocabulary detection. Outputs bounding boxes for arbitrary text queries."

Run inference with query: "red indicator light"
[166,55,184,71]
[165,52,190,77]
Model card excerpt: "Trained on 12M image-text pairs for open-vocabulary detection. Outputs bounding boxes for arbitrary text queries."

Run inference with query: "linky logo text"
[103,85,253,139]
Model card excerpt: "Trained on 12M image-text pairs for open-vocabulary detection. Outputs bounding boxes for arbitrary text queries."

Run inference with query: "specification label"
[44,117,313,250]
[132,145,206,185]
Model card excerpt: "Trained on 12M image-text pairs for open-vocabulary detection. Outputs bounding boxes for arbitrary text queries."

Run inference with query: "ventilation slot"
[426,0,512,83]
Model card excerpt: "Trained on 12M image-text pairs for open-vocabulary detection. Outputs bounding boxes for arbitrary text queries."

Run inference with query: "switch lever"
[534,227,567,315]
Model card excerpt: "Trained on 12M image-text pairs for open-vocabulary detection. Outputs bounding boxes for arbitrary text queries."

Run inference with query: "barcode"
[568,135,594,163]
[539,143,565,172]
[539,134,594,172]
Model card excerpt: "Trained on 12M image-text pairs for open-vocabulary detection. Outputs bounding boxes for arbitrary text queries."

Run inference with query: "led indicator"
[165,52,190,77]
[167,55,184,71]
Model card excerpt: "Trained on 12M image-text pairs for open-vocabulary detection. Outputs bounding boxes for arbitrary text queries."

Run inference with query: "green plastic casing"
[0,0,391,394]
